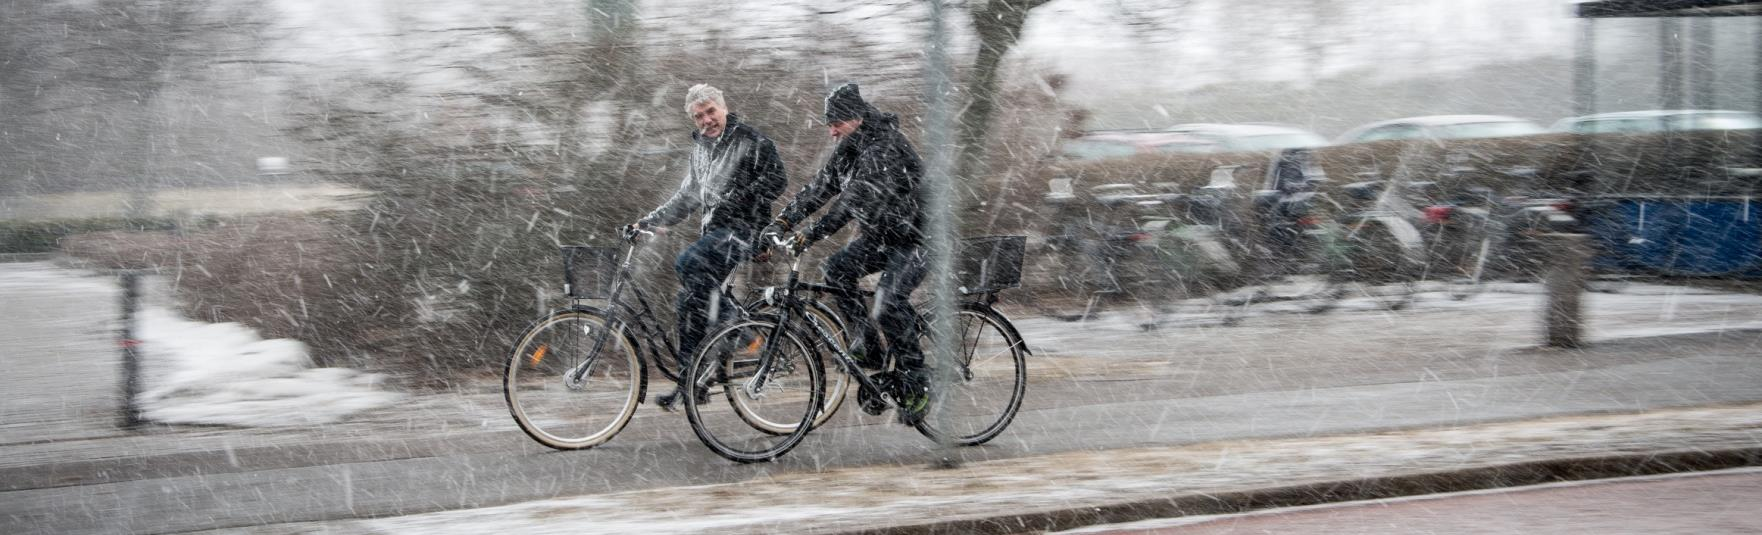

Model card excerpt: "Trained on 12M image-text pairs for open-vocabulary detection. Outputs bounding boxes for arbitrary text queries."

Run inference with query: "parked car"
[1335,115,1547,145]
[1550,109,1762,134]
[1161,123,1330,153]
[1057,130,1217,161]
[1058,123,1329,162]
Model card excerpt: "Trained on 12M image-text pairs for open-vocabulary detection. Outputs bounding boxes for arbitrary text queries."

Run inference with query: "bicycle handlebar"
[622,225,659,244]
[761,232,806,257]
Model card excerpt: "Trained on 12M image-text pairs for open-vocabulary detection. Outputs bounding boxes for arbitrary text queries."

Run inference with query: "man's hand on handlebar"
[758,231,807,257]
[621,222,658,243]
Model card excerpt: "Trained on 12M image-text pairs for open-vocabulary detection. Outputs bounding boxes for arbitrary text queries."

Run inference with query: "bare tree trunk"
[953,0,1048,190]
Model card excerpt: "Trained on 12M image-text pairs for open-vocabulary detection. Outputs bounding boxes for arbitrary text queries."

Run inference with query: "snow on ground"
[135,306,403,426]
[0,261,117,294]
[0,260,408,427]
[1020,283,1762,359]
[321,403,1762,535]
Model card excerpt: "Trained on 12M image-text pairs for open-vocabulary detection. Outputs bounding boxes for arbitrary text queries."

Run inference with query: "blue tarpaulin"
[1585,197,1762,277]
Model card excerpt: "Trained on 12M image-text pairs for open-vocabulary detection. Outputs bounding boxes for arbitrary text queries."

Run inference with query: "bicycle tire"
[683,317,824,463]
[744,299,851,430]
[504,307,645,450]
[1445,234,1495,301]
[1339,219,1419,310]
[914,303,1028,447]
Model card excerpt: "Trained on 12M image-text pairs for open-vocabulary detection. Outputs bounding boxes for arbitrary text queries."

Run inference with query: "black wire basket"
[560,246,620,299]
[955,235,1025,294]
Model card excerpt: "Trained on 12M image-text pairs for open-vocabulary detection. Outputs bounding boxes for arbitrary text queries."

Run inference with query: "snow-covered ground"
[134,305,402,427]
[1017,282,1762,361]
[0,262,401,430]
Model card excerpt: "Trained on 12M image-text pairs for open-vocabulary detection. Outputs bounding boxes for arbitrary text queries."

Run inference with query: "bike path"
[1058,468,1762,534]
[244,400,1762,534]
[3,329,1760,534]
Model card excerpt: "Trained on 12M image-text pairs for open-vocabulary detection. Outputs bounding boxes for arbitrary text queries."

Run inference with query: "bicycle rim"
[746,301,852,429]
[1447,236,1494,300]
[684,319,824,463]
[916,306,1027,446]
[504,309,643,450]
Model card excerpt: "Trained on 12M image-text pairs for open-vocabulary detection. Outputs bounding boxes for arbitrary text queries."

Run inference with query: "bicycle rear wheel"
[504,308,644,450]
[915,303,1028,446]
[1444,234,1495,300]
[1339,219,1419,310]
[684,317,824,463]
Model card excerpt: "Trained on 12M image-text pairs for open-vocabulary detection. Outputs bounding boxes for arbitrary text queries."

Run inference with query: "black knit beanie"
[824,83,870,124]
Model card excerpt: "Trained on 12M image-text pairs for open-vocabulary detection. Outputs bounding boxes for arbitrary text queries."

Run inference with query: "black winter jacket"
[778,112,926,247]
[640,113,787,245]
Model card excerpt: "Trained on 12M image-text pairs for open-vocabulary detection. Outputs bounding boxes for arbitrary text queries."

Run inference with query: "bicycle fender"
[964,302,1033,357]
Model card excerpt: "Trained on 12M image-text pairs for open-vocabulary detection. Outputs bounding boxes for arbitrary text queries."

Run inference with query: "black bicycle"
[502,228,744,449]
[682,234,1031,463]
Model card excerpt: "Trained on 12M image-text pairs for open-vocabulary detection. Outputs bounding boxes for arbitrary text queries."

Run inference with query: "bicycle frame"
[738,235,997,408]
[565,232,747,391]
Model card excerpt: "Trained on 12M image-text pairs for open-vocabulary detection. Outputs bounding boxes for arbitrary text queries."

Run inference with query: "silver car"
[1550,109,1762,134]
[1336,115,1547,144]
[1161,123,1330,153]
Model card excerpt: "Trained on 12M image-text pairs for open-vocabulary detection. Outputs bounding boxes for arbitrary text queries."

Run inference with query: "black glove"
[620,222,651,243]
[782,232,809,255]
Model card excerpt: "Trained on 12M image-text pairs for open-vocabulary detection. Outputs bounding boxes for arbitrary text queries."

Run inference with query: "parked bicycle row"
[1026,147,1591,326]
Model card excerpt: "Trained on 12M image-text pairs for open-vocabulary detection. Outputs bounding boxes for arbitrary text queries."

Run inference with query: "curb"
[0,429,506,492]
[845,447,1762,535]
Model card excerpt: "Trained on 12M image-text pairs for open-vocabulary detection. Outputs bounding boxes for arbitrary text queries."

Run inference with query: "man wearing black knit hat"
[767,82,933,425]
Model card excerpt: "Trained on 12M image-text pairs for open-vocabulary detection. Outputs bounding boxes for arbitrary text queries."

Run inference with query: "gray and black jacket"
[778,112,926,247]
[640,113,788,245]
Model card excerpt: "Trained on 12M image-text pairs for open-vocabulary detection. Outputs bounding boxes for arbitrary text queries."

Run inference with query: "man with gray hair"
[625,83,787,409]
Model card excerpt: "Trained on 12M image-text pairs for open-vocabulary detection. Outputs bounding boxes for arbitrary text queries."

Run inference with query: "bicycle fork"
[563,319,617,389]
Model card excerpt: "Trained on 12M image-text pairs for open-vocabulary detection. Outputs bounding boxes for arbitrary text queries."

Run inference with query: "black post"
[119,271,145,429]
[1542,233,1591,348]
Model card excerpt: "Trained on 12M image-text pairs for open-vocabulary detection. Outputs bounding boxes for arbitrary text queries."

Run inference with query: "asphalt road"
[1064,468,1762,534]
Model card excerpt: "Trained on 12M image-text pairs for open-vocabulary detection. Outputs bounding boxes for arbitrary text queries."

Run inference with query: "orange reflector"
[742,336,764,355]
[530,344,549,366]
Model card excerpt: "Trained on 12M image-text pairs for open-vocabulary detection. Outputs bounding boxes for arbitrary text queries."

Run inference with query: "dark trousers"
[823,236,928,377]
[674,229,749,369]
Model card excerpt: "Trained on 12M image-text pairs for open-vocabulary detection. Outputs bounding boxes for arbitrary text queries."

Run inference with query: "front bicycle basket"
[956,235,1026,294]
[560,246,620,299]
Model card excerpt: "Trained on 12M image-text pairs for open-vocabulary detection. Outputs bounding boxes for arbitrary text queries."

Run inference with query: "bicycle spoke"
[916,306,1026,446]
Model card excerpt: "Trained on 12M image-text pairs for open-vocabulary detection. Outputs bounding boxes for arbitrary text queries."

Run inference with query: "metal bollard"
[119,271,145,429]
[1541,233,1591,348]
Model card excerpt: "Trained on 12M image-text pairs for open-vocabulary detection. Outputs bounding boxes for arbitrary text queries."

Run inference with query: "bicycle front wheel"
[915,303,1028,446]
[504,308,644,450]
[684,318,824,463]
[746,299,851,430]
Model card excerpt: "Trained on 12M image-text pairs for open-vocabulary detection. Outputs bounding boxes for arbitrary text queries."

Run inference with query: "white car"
[1550,110,1762,134]
[1056,130,1217,161]
[1336,115,1547,145]
[1057,124,1328,162]
[1161,123,1330,153]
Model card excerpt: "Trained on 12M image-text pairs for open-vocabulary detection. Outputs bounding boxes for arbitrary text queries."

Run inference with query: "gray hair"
[683,84,725,113]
